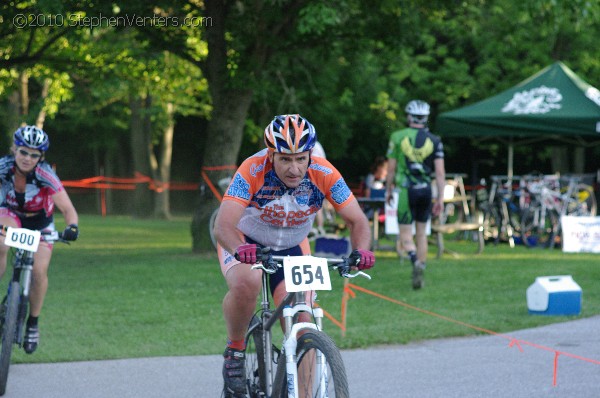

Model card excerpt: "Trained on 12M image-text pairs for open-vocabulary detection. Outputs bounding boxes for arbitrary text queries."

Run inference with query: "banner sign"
[384,191,399,235]
[561,216,600,253]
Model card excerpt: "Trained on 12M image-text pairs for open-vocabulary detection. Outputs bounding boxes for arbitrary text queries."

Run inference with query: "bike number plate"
[283,256,332,292]
[4,227,41,252]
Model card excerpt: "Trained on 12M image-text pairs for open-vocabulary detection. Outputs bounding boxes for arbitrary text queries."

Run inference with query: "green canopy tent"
[436,61,600,177]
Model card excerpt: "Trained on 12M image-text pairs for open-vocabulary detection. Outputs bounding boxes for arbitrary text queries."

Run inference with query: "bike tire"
[244,315,267,397]
[209,208,219,249]
[272,329,349,398]
[520,207,557,249]
[0,282,20,396]
[481,205,500,244]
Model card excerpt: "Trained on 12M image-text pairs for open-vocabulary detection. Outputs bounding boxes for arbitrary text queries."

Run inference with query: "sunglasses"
[18,149,42,159]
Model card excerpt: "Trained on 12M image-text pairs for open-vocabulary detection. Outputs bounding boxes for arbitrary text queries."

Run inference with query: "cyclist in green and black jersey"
[385,100,445,289]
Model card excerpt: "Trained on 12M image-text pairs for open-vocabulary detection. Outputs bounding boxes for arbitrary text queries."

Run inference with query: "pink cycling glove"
[350,249,375,270]
[235,243,259,264]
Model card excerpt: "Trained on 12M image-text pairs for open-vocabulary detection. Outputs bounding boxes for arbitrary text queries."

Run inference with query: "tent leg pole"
[508,141,514,179]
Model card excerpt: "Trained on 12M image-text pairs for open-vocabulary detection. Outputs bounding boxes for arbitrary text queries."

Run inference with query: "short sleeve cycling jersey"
[0,155,64,229]
[222,149,354,251]
[386,127,444,188]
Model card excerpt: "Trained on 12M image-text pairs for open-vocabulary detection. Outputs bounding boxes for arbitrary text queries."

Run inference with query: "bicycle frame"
[246,253,369,398]
[252,270,321,397]
[0,227,64,396]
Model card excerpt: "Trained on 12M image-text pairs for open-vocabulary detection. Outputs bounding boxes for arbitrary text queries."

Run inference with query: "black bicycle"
[0,226,66,396]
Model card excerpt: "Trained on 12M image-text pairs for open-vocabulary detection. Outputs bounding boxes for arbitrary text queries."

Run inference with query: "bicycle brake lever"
[335,257,372,280]
[335,266,372,279]
[353,271,372,280]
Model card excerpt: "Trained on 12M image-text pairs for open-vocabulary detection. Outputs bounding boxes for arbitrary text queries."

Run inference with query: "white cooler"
[526,275,582,316]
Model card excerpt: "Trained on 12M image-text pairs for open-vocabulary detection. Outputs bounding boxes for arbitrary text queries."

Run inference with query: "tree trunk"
[573,147,584,174]
[551,146,569,175]
[35,78,51,128]
[191,90,253,253]
[129,92,154,217]
[19,70,29,118]
[5,91,20,143]
[154,102,175,219]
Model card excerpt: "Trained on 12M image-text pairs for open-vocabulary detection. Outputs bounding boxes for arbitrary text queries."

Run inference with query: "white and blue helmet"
[14,125,50,152]
[405,100,430,124]
[264,114,317,154]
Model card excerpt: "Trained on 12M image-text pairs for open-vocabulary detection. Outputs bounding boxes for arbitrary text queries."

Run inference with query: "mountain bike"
[241,248,370,398]
[520,175,597,248]
[478,175,523,247]
[0,226,66,396]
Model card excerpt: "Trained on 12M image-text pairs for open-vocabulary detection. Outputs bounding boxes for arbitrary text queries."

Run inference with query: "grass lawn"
[6,214,598,364]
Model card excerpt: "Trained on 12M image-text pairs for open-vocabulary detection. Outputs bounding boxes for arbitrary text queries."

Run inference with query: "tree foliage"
[1,0,600,244]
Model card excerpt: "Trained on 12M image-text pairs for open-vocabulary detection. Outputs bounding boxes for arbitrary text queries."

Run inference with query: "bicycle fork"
[13,253,33,346]
[282,293,326,397]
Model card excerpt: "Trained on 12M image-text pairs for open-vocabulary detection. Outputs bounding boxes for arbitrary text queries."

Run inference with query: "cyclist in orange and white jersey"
[213,114,374,398]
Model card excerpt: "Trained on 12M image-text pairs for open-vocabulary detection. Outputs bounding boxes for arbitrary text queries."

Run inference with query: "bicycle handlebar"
[0,225,67,244]
[240,247,371,280]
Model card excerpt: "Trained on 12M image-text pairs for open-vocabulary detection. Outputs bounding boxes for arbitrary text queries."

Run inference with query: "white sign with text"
[561,216,600,253]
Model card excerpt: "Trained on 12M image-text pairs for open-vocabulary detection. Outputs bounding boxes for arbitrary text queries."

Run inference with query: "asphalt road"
[5,315,600,397]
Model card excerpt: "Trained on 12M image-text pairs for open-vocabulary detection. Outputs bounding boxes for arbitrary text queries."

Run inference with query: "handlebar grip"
[233,246,271,262]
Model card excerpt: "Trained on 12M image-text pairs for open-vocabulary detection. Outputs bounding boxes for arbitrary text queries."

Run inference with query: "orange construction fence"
[62,165,237,216]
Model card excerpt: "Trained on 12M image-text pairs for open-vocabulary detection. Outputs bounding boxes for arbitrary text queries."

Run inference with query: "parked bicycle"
[241,248,370,398]
[520,174,597,248]
[478,175,523,247]
[0,226,67,396]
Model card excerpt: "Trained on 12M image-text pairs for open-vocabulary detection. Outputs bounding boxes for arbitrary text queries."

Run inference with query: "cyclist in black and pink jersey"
[0,126,79,354]
[213,114,374,397]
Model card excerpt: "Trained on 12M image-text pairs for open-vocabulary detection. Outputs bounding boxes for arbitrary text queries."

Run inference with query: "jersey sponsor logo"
[292,185,312,206]
[250,162,265,177]
[401,136,434,162]
[330,178,351,205]
[259,203,319,227]
[309,163,333,175]
[227,174,251,200]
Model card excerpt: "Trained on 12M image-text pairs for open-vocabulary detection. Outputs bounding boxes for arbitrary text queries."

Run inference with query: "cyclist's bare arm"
[213,200,246,253]
[336,199,372,250]
[52,189,79,226]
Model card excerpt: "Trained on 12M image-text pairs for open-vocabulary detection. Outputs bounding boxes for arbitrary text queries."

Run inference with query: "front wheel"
[272,330,349,398]
[0,282,21,396]
[244,315,267,397]
[520,207,558,248]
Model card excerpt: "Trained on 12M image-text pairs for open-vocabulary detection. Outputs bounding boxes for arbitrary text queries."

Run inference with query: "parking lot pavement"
[6,315,600,397]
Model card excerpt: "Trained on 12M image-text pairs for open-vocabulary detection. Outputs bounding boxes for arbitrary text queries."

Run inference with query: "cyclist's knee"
[227,269,261,297]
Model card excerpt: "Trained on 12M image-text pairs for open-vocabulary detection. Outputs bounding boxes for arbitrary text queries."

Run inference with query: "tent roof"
[436,62,600,138]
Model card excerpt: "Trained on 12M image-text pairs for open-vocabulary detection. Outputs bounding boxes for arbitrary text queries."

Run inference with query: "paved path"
[6,315,600,397]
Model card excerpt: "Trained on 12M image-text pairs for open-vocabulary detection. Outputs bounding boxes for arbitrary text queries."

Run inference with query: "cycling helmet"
[264,114,317,154]
[405,100,430,124]
[13,125,50,152]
